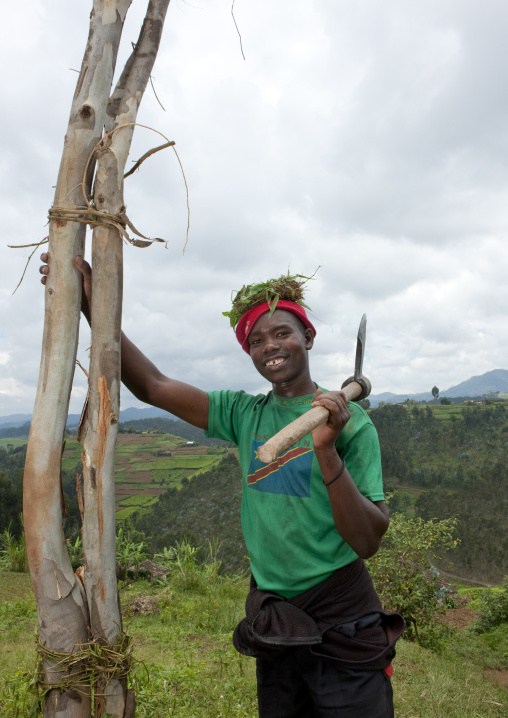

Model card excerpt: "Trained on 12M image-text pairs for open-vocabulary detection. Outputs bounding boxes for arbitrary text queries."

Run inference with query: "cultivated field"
[60,431,227,521]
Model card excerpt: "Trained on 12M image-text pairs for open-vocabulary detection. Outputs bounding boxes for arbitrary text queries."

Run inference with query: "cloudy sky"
[1,0,508,417]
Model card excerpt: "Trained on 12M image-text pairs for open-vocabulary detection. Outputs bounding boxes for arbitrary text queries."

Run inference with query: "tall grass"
[0,525,28,573]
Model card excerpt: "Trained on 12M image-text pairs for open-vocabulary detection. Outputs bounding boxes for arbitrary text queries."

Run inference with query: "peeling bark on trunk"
[82,3,171,714]
[24,2,131,716]
[24,1,171,716]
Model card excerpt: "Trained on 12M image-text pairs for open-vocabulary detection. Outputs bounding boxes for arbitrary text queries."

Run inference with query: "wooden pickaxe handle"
[257,380,364,464]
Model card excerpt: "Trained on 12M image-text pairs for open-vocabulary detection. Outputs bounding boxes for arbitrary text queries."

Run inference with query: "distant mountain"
[369,369,508,408]
[2,369,507,427]
[444,369,508,398]
[66,406,179,427]
[118,406,179,423]
[0,406,179,431]
[0,414,32,428]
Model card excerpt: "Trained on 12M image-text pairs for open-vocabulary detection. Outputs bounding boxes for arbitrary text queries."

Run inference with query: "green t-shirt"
[206,389,384,598]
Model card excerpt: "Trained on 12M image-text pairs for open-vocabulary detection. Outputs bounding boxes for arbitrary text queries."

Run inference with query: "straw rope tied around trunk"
[223,269,320,329]
[47,123,187,249]
[47,205,166,249]
[9,122,191,293]
[34,630,139,701]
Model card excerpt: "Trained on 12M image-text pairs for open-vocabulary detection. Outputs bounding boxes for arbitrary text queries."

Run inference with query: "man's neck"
[272,375,316,398]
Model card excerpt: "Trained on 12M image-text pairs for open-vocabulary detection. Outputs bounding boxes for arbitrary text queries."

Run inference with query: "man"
[40,256,400,717]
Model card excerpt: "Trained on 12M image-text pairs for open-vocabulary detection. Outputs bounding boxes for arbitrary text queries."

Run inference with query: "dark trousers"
[256,647,394,718]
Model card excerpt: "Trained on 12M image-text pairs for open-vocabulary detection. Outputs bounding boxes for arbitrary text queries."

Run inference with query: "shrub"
[116,527,148,582]
[66,535,83,571]
[154,539,227,591]
[367,514,458,641]
[471,577,508,633]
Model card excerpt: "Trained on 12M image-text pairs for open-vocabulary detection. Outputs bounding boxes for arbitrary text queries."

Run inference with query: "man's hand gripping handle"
[257,314,371,464]
[257,379,370,464]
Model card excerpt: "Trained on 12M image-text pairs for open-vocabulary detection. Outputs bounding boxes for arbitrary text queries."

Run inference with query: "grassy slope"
[0,570,506,717]
[0,438,28,450]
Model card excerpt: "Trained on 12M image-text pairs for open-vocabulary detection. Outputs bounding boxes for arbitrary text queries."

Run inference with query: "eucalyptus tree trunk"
[24,3,131,715]
[21,0,170,715]
[81,3,170,714]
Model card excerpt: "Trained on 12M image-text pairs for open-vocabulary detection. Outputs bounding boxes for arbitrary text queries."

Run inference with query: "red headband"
[235,301,317,354]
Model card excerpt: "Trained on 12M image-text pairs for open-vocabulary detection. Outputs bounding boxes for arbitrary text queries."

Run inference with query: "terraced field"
[60,431,227,521]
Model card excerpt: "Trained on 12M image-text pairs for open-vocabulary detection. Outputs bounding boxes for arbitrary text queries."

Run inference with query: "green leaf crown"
[223,271,317,330]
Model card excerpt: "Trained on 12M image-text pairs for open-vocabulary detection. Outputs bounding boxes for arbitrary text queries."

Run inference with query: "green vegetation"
[115,527,149,581]
[0,437,28,450]
[116,443,157,455]
[117,417,232,447]
[124,461,152,471]
[0,422,30,440]
[152,456,219,470]
[370,400,508,582]
[134,453,246,575]
[150,468,188,487]
[1,548,507,717]
[471,578,508,634]
[0,446,24,536]
[116,506,145,521]
[15,429,229,531]
[3,400,508,582]
[1,525,28,573]
[223,271,315,329]
[367,514,458,642]
[416,457,508,581]
[2,399,508,712]
[118,495,159,508]
[61,440,83,473]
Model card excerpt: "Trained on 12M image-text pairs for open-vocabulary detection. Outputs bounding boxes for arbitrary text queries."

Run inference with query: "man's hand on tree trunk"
[40,253,92,323]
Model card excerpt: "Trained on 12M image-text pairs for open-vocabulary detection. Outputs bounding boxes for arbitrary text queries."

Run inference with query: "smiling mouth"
[265,358,285,367]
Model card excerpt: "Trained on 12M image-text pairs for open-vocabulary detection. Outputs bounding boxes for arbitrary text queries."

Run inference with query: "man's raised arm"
[40,254,210,430]
[119,332,209,429]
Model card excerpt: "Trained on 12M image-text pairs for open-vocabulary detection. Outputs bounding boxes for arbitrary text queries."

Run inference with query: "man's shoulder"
[347,401,373,425]
[205,389,272,441]
[208,388,271,410]
[338,401,378,449]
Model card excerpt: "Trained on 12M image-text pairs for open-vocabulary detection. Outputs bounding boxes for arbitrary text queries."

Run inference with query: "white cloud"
[1,0,507,416]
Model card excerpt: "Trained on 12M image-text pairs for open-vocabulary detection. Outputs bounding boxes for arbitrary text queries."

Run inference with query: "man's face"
[247,309,314,385]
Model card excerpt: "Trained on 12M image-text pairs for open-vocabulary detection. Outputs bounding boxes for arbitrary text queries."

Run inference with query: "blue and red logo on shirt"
[247,440,313,497]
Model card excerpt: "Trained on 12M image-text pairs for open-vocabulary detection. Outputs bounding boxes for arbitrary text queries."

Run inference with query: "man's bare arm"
[120,332,209,429]
[311,389,389,558]
[40,254,210,429]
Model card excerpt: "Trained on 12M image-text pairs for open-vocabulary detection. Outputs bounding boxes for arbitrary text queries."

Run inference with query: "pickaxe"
[257,314,371,464]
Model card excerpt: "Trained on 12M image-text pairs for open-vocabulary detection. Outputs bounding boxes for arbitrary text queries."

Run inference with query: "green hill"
[133,452,247,575]
[0,424,232,541]
[370,401,508,582]
[2,400,508,583]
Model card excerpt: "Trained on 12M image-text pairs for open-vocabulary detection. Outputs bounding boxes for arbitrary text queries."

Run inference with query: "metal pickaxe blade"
[257,314,372,464]
[340,314,371,400]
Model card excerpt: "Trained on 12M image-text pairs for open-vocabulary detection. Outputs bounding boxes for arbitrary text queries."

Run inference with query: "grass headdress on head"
[223,271,318,353]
